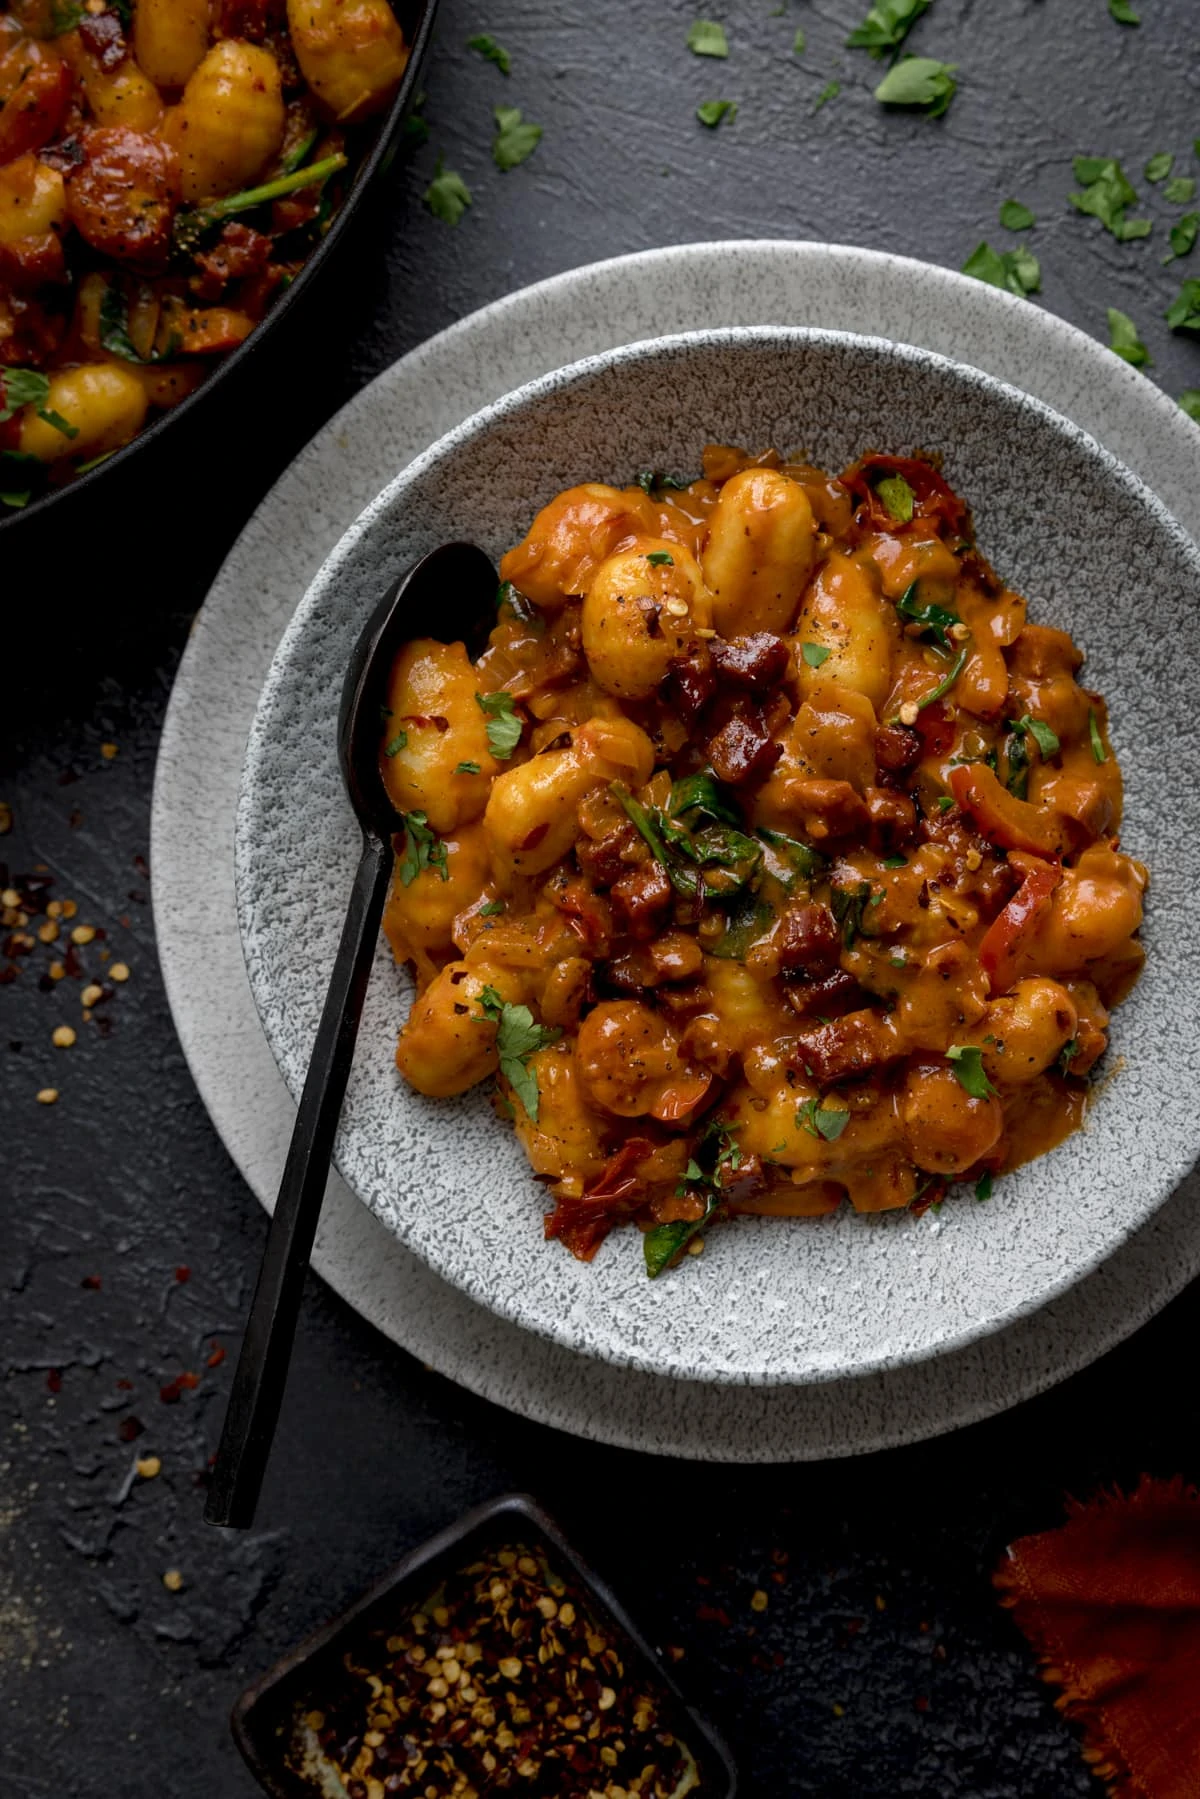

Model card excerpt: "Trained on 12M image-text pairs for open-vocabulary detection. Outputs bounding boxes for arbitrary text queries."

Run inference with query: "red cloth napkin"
[995,1477,1200,1798]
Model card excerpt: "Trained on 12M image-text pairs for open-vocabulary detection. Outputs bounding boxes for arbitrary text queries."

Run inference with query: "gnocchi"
[385,446,1145,1275]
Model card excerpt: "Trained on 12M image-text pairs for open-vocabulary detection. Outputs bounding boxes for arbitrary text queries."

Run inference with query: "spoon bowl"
[206,539,497,1529]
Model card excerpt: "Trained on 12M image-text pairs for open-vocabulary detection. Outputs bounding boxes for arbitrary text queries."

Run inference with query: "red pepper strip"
[650,1071,713,1125]
[543,1136,654,1261]
[978,856,1061,994]
[839,454,972,539]
[949,763,1068,858]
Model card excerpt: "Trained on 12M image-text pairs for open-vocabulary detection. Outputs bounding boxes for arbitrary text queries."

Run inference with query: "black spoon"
[205,540,498,1530]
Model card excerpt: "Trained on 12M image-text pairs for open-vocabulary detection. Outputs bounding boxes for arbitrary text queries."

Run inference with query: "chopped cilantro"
[876,472,915,521]
[946,1044,997,1099]
[1179,389,1200,422]
[493,105,542,170]
[455,760,481,774]
[467,32,511,73]
[874,56,957,117]
[1109,0,1139,18]
[384,731,409,757]
[0,368,51,422]
[889,951,908,968]
[696,99,737,128]
[882,854,907,869]
[1058,1037,1080,1075]
[1166,278,1200,331]
[793,28,806,54]
[914,645,969,712]
[847,0,930,59]
[937,794,955,811]
[802,641,832,667]
[645,549,675,565]
[479,899,505,916]
[99,285,143,362]
[796,1097,850,1141]
[974,1169,994,1202]
[1144,152,1173,183]
[476,985,560,1122]
[398,812,448,885]
[830,879,873,947]
[1166,176,1197,205]
[1070,157,1151,241]
[813,78,840,110]
[424,158,471,224]
[645,1122,741,1278]
[999,199,1035,231]
[962,240,1041,297]
[475,690,523,758]
[1088,708,1107,763]
[1107,307,1151,367]
[895,582,961,647]
[1014,713,1061,759]
[37,408,77,440]
[687,19,729,57]
[1166,213,1199,262]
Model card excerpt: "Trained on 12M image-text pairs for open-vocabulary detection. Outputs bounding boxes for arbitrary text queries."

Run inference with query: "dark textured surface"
[3,1,1200,1793]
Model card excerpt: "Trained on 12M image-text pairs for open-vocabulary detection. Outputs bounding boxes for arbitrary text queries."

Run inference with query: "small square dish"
[232,1492,738,1796]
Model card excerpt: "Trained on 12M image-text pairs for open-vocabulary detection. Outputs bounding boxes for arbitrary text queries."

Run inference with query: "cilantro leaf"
[974,1170,993,1202]
[646,1122,741,1278]
[384,730,408,757]
[999,199,1035,231]
[398,812,448,885]
[813,79,840,110]
[99,284,143,362]
[493,105,542,170]
[1166,278,1200,331]
[1166,176,1197,205]
[895,581,961,647]
[645,549,675,565]
[403,89,429,145]
[1069,157,1151,241]
[830,879,873,947]
[946,1044,997,1099]
[1144,152,1173,183]
[847,0,930,59]
[479,899,505,916]
[455,760,481,774]
[1179,389,1200,422]
[687,19,729,57]
[0,367,50,423]
[476,989,560,1122]
[793,28,806,54]
[1166,213,1199,262]
[796,1098,850,1141]
[36,407,77,440]
[424,158,471,224]
[962,240,1041,297]
[1109,0,1139,19]
[874,56,957,117]
[876,472,915,521]
[1017,713,1060,758]
[1088,708,1108,763]
[757,826,826,887]
[802,641,832,667]
[696,99,737,128]
[475,689,523,758]
[467,32,511,73]
[1106,307,1151,367]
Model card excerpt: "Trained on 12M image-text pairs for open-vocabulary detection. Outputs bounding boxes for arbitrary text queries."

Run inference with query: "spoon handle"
[205,830,393,1529]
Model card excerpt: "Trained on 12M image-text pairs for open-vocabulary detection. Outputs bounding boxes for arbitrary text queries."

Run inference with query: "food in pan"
[0,0,409,507]
[381,446,1146,1276]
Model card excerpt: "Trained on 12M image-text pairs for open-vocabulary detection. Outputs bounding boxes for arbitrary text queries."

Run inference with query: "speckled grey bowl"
[236,327,1200,1386]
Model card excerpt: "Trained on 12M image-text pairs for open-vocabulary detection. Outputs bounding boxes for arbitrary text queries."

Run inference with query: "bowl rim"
[0,0,439,536]
[238,321,1200,1386]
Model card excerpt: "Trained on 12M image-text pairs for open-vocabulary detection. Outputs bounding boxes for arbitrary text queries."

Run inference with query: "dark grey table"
[4,2,1199,1793]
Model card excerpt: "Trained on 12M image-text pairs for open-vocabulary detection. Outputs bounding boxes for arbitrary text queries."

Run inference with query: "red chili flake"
[46,1368,62,1393]
[63,946,83,978]
[177,1370,200,1390]
[914,1695,930,1713]
[0,967,16,985]
[116,1377,133,1390]
[696,1604,732,1627]
[68,810,83,829]
[159,1381,182,1404]
[206,1344,226,1368]
[174,1265,191,1283]
[118,1415,145,1441]
[133,854,149,879]
[80,1273,102,1290]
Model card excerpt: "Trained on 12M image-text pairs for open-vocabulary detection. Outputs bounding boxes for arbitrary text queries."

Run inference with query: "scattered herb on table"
[1107,307,1151,366]
[1069,156,1151,241]
[477,986,560,1122]
[403,89,429,144]
[874,56,957,116]
[398,812,448,885]
[793,27,806,54]
[1109,0,1139,20]
[813,78,841,110]
[1000,198,1035,230]
[1179,389,1200,422]
[493,105,542,170]
[962,241,1041,296]
[1165,176,1197,205]
[697,98,737,127]
[1165,213,1199,262]
[424,157,472,224]
[1166,278,1200,331]
[946,1043,997,1099]
[467,31,511,73]
[687,18,729,57]
[1145,152,1173,184]
[847,0,930,58]
[475,690,523,758]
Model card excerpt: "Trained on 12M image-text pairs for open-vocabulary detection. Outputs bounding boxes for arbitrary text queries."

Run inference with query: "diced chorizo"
[667,648,716,725]
[790,1008,897,1084]
[709,631,789,694]
[705,699,782,786]
[775,900,840,975]
[874,723,922,779]
[610,858,673,939]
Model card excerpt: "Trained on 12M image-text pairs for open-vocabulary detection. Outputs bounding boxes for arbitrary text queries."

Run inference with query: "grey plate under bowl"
[233,323,1200,1388]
